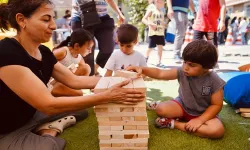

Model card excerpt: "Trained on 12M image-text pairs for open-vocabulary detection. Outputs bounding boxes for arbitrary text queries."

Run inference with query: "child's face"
[118,41,137,55]
[75,40,94,57]
[182,61,209,76]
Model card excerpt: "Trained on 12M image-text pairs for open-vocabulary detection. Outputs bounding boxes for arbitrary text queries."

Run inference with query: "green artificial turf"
[59,80,250,150]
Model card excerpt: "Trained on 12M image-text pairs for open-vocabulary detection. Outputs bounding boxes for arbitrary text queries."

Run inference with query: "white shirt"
[239,20,248,33]
[105,50,147,71]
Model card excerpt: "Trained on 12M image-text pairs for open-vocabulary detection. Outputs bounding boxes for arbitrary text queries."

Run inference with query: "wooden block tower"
[94,71,149,150]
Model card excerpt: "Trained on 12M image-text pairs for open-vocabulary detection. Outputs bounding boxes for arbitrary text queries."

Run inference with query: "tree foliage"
[0,0,8,3]
[122,0,148,42]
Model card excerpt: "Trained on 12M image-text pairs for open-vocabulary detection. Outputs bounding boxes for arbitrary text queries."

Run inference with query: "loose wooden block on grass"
[241,113,250,117]
[239,108,250,113]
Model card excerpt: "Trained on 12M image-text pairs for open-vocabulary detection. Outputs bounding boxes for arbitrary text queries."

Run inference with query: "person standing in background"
[192,0,226,48]
[167,0,195,62]
[71,0,125,76]
[239,17,248,45]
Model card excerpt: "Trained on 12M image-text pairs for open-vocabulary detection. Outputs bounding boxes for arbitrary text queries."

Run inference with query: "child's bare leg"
[51,82,83,97]
[75,64,91,76]
[155,101,183,118]
[174,118,224,139]
[146,48,153,60]
[156,45,163,64]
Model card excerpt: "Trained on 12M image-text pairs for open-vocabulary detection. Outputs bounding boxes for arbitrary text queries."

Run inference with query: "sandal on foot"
[147,101,160,110]
[34,116,76,134]
[155,117,174,129]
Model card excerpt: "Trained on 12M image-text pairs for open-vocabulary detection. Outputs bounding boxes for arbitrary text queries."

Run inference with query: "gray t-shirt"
[176,68,226,116]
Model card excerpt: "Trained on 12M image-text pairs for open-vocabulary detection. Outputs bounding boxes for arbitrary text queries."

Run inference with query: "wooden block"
[100,147,148,150]
[95,108,108,112]
[239,108,250,113]
[99,126,111,131]
[97,117,109,122]
[99,135,111,140]
[95,101,146,108]
[109,117,122,121]
[98,121,148,126]
[108,108,121,112]
[121,107,134,112]
[124,125,137,130]
[100,138,148,144]
[112,134,124,139]
[238,63,250,72]
[122,143,135,147]
[111,126,123,131]
[122,116,135,121]
[137,125,148,130]
[132,78,146,89]
[112,143,123,147]
[114,70,138,78]
[138,133,150,138]
[124,134,137,139]
[241,113,250,117]
[94,77,111,93]
[135,116,148,121]
[134,107,145,112]
[99,130,149,135]
[99,143,111,147]
[135,143,148,147]
[96,112,147,117]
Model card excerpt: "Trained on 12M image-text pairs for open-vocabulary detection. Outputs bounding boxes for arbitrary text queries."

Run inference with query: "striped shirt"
[72,0,108,18]
[172,0,189,14]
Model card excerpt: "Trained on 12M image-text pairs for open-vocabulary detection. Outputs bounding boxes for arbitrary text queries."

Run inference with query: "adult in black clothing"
[71,0,125,76]
[0,0,144,149]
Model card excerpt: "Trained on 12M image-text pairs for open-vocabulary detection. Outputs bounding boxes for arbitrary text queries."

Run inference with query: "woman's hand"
[125,66,143,77]
[105,80,145,105]
[118,13,125,24]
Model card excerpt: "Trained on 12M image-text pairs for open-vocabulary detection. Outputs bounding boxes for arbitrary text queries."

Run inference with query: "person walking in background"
[142,0,166,68]
[218,13,230,45]
[239,17,248,45]
[230,16,238,44]
[167,0,195,63]
[192,0,226,48]
[71,0,125,76]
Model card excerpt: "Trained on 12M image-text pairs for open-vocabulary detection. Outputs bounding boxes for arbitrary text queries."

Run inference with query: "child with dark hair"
[104,24,147,76]
[51,28,94,96]
[127,40,226,139]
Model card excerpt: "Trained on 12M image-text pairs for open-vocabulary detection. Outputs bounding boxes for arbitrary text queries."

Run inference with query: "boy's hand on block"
[114,69,140,78]
[125,66,142,78]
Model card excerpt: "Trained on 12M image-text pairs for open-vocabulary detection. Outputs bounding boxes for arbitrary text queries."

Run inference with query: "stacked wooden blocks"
[94,76,149,150]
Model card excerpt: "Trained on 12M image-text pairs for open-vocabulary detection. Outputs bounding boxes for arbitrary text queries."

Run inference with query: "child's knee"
[155,103,168,116]
[208,124,225,139]
[78,64,91,76]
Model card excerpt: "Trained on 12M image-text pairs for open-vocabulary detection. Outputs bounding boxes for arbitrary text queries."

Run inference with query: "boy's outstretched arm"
[126,66,178,80]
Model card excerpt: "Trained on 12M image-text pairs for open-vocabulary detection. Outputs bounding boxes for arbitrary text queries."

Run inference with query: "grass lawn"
[59,80,250,150]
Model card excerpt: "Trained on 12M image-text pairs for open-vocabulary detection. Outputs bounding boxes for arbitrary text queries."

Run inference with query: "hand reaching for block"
[104,80,145,105]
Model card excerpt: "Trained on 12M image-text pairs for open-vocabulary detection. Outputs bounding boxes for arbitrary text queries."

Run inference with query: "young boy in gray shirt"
[127,40,225,139]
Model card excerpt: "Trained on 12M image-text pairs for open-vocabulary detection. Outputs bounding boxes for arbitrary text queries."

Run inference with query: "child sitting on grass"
[127,40,225,139]
[104,24,147,77]
[50,28,94,96]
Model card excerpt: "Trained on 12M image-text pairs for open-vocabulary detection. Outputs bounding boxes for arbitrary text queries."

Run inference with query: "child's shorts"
[172,100,199,121]
[148,35,165,48]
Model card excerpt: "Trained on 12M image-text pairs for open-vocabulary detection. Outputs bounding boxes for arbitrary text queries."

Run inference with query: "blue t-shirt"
[172,0,189,14]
